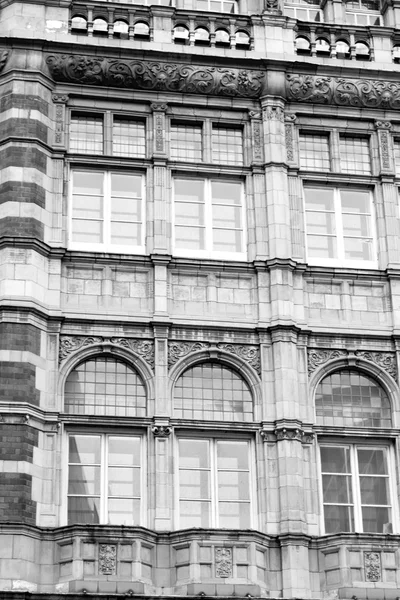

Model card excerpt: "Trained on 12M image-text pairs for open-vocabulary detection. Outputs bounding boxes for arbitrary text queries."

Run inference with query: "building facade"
[1,0,400,597]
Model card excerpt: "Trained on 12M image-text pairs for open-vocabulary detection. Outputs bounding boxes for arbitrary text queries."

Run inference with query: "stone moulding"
[307,348,398,381]
[59,335,155,370]
[45,54,266,98]
[168,340,261,374]
[287,74,400,109]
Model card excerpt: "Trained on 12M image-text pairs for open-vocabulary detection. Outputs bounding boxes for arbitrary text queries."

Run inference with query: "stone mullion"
[261,96,291,259]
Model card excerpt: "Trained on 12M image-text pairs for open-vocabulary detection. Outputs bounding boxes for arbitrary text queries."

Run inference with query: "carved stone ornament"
[287,74,400,109]
[354,350,397,381]
[285,123,295,163]
[168,341,261,374]
[99,544,117,575]
[307,349,348,376]
[0,49,9,73]
[284,113,297,123]
[151,102,168,111]
[215,547,232,578]
[248,110,261,119]
[275,427,304,442]
[264,0,280,10]
[59,335,155,370]
[252,120,263,162]
[52,93,69,103]
[46,55,265,99]
[379,129,391,169]
[375,120,391,130]
[151,425,172,437]
[364,552,381,582]
[263,105,284,121]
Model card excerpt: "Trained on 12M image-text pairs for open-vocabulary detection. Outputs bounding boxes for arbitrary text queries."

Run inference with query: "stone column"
[151,419,172,530]
[249,109,268,260]
[150,103,169,255]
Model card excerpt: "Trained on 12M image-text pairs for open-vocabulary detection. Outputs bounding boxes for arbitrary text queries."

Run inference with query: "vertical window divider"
[204,180,213,253]
[330,130,341,172]
[203,119,212,163]
[351,445,362,532]
[104,111,112,155]
[335,188,345,260]
[104,172,111,247]
[211,439,218,528]
[101,435,107,524]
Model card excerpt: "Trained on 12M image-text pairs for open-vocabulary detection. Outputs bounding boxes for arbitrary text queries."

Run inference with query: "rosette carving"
[99,544,116,575]
[46,55,265,98]
[364,552,381,582]
[287,74,400,109]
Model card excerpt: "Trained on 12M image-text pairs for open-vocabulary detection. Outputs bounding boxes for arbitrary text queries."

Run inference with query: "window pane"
[213,228,242,252]
[218,471,250,500]
[361,506,391,533]
[219,502,251,528]
[179,439,209,469]
[111,197,142,222]
[69,435,101,464]
[72,195,103,219]
[108,498,140,525]
[307,234,337,259]
[217,440,249,470]
[213,205,242,228]
[340,136,371,174]
[175,201,205,226]
[324,504,354,533]
[320,446,351,473]
[322,474,353,504]
[306,211,336,235]
[111,221,141,246]
[68,497,100,524]
[359,476,389,505]
[175,179,204,202]
[111,174,142,197]
[304,187,334,212]
[175,225,205,250]
[68,465,101,495]
[73,172,103,195]
[212,181,241,205]
[180,469,210,499]
[72,219,102,244]
[108,467,140,497]
[179,501,210,527]
[70,115,103,154]
[170,124,202,162]
[108,436,141,466]
[299,133,330,171]
[343,237,373,261]
[358,448,388,475]
[113,118,146,158]
[212,127,243,166]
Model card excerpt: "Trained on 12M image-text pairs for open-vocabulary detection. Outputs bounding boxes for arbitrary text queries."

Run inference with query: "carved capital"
[52,93,69,104]
[374,120,392,130]
[261,424,314,443]
[263,105,284,121]
[99,544,116,575]
[151,102,168,111]
[284,112,297,122]
[248,109,261,119]
[152,418,172,437]
[364,552,381,582]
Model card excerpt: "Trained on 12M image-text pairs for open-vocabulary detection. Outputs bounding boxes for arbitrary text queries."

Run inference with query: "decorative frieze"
[59,335,155,370]
[215,547,232,578]
[46,54,265,98]
[260,424,314,444]
[99,544,117,575]
[364,552,381,582]
[168,341,261,374]
[307,348,398,381]
[287,74,400,109]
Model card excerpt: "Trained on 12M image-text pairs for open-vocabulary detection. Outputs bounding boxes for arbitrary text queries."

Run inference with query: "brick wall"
[0,119,48,143]
[0,473,36,523]
[0,217,44,240]
[0,362,40,405]
[0,323,41,354]
[0,147,47,172]
[0,181,46,208]
[0,424,39,462]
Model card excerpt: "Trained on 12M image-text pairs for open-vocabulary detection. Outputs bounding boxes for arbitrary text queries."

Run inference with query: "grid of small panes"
[284,0,322,21]
[169,120,244,166]
[345,0,382,25]
[299,131,371,174]
[69,112,146,158]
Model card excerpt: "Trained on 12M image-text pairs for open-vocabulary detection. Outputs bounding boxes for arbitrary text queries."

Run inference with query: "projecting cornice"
[287,73,400,110]
[45,54,266,99]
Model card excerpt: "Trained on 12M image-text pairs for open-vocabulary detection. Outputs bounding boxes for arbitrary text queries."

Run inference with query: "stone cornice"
[45,53,266,99]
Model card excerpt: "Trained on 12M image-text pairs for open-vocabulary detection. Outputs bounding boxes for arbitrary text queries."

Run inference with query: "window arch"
[315,368,392,427]
[64,355,146,417]
[173,361,253,421]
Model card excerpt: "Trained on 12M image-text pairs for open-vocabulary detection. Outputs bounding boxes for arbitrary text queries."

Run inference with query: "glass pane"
[307,234,337,259]
[320,446,351,474]
[213,205,241,228]
[217,441,249,469]
[213,228,242,252]
[175,225,205,250]
[108,498,140,526]
[108,467,140,497]
[341,191,370,214]
[68,497,100,524]
[73,195,103,219]
[108,437,141,465]
[362,506,391,533]
[179,439,209,469]
[179,501,210,528]
[175,179,204,203]
[69,435,101,464]
[305,188,334,211]
[212,181,241,205]
[358,448,387,475]
[72,219,102,244]
[179,469,210,499]
[306,211,336,235]
[343,214,371,237]
[322,474,353,504]
[359,476,389,505]
[111,221,141,246]
[343,237,373,261]
[324,504,354,533]
[175,201,205,226]
[111,174,142,197]
[218,471,249,500]
[73,172,103,195]
[218,502,251,528]
[68,465,101,495]
[111,197,141,221]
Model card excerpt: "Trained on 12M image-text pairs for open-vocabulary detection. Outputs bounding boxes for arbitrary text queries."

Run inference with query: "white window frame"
[69,169,146,254]
[304,185,378,269]
[172,177,247,261]
[318,441,398,535]
[175,435,257,530]
[63,431,146,527]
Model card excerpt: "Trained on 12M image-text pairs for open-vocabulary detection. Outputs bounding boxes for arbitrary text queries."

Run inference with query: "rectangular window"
[304,186,376,267]
[320,444,393,534]
[173,178,246,259]
[196,0,237,11]
[67,433,142,525]
[299,132,330,171]
[178,438,253,529]
[339,135,371,174]
[70,114,103,154]
[70,170,145,252]
[170,123,203,162]
[394,140,400,176]
[113,117,146,157]
[212,126,243,166]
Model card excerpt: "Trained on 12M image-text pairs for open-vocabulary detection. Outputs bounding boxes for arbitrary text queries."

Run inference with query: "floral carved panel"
[46,55,265,99]
[307,349,348,376]
[307,348,398,382]
[168,341,261,374]
[364,552,381,582]
[99,544,117,575]
[215,547,232,578]
[287,74,400,109]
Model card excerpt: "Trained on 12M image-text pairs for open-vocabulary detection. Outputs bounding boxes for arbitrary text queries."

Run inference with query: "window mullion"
[104,111,112,155]
[205,180,212,253]
[351,445,363,532]
[335,188,345,261]
[211,439,218,528]
[102,435,108,524]
[104,172,110,248]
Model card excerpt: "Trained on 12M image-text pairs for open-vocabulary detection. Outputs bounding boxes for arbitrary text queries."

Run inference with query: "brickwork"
[0,119,48,143]
[0,147,47,173]
[0,362,40,406]
[0,425,39,462]
[0,93,49,116]
[0,181,46,208]
[0,323,41,354]
[0,473,36,523]
[0,217,44,239]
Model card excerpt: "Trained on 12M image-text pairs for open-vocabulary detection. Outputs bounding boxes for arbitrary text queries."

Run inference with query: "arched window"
[336,39,351,58]
[316,37,330,55]
[65,356,146,417]
[93,18,108,35]
[236,30,250,47]
[355,41,370,60]
[195,26,210,44]
[71,15,87,33]
[173,25,189,43]
[315,368,392,427]
[173,361,253,421]
[114,20,129,38]
[215,28,230,46]
[295,36,311,55]
[134,21,150,37]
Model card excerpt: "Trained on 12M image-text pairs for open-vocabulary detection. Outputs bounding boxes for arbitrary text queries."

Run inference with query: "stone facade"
[2,0,400,598]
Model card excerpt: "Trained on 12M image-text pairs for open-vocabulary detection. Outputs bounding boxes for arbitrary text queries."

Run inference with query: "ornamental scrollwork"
[216,343,261,375]
[364,552,381,582]
[307,349,348,376]
[354,351,397,382]
[59,335,155,370]
[46,55,266,99]
[0,50,9,73]
[168,341,211,368]
[99,544,116,575]
[215,547,232,578]
[287,74,400,110]
[152,425,172,437]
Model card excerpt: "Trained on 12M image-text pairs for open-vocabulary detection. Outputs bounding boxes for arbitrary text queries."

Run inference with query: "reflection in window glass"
[316,369,392,427]
[65,356,146,416]
[299,133,330,171]
[174,361,253,421]
[70,115,103,154]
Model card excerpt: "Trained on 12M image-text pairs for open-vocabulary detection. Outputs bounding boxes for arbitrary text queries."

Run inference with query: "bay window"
[177,438,254,529]
[70,170,145,253]
[320,444,394,534]
[67,433,143,525]
[304,186,377,267]
[173,178,246,259]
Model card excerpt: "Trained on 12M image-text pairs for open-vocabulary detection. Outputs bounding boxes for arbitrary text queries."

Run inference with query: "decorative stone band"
[45,54,266,99]
[287,74,400,110]
[168,341,261,374]
[59,335,155,370]
[260,426,314,444]
[307,348,398,381]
